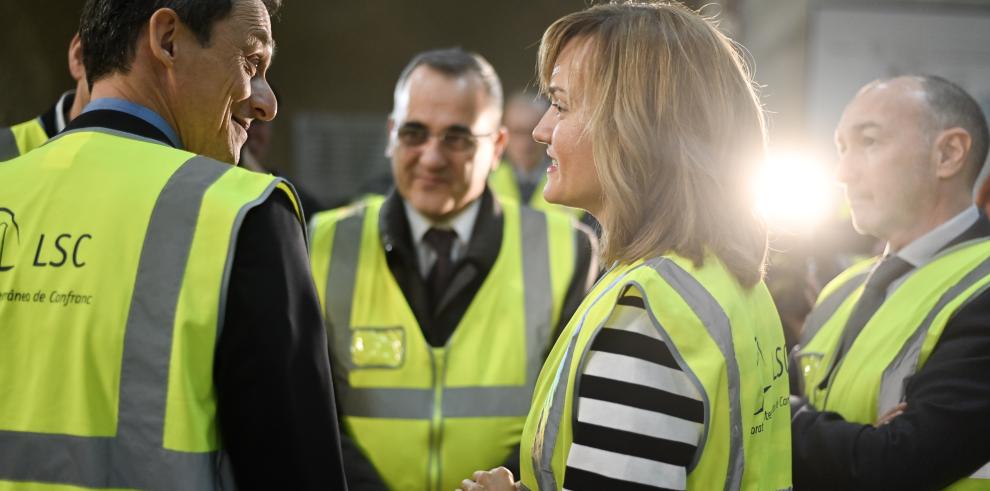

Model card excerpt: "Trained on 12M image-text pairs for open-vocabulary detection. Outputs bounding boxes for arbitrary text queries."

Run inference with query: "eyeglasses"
[396,123,494,153]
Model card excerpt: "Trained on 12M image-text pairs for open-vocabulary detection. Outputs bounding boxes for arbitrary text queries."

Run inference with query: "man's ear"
[67,33,85,82]
[492,125,509,165]
[934,127,973,180]
[147,8,180,69]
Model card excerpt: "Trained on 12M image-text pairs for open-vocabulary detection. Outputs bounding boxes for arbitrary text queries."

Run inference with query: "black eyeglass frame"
[394,122,497,153]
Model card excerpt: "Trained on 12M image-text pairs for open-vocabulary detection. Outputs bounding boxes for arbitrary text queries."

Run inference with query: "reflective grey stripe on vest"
[324,209,365,377]
[800,270,871,347]
[648,258,744,491]
[531,266,639,491]
[519,206,553,386]
[877,254,990,417]
[0,127,18,161]
[0,156,234,490]
[326,203,553,420]
[535,333,580,491]
[337,386,535,419]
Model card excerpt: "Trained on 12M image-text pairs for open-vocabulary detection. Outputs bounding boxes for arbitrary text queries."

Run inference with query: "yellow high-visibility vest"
[797,239,990,490]
[0,118,48,161]
[489,162,584,219]
[0,127,302,490]
[308,196,577,491]
[520,255,792,490]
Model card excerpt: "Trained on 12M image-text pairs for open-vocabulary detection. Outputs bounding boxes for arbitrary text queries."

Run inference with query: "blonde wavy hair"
[538,1,769,287]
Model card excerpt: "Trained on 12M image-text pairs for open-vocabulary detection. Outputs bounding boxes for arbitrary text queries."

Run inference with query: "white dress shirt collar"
[889,205,980,267]
[403,198,481,277]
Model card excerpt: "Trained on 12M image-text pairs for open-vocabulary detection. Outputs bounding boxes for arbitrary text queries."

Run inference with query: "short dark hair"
[80,0,282,86]
[918,75,990,178]
[391,47,504,120]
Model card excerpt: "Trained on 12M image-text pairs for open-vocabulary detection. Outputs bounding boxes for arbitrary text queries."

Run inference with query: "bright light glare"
[753,152,835,233]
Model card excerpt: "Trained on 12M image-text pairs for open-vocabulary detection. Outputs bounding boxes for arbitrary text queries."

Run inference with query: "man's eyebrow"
[248,30,276,55]
[445,124,473,134]
[852,122,880,132]
[246,31,276,68]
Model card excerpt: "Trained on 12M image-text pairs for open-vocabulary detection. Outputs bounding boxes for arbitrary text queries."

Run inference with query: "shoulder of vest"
[491,161,514,180]
[509,195,577,229]
[816,256,877,306]
[310,194,382,231]
[160,154,303,226]
[638,253,728,279]
[11,117,43,132]
[928,236,990,265]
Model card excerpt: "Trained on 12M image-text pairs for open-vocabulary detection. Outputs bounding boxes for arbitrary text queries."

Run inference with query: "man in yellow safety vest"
[792,75,990,490]
[309,48,597,491]
[0,0,346,488]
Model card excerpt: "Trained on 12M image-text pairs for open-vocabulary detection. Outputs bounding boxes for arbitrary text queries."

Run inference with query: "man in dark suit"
[307,48,597,491]
[791,75,990,490]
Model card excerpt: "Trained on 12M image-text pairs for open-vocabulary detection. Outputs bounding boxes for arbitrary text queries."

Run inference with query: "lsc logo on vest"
[0,207,92,272]
[0,208,20,272]
[751,336,788,436]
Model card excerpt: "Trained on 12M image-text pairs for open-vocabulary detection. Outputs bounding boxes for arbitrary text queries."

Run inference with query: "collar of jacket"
[939,211,990,253]
[378,186,504,273]
[61,108,175,148]
[39,91,77,138]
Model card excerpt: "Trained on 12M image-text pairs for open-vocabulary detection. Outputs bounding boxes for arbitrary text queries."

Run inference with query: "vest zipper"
[429,348,447,491]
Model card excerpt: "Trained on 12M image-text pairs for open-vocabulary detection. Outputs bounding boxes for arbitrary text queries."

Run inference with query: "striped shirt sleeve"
[563,287,705,491]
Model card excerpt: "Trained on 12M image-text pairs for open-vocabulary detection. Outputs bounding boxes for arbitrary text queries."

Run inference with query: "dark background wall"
[0,1,601,184]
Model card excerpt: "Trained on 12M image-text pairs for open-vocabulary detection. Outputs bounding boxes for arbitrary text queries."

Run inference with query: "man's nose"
[835,151,857,185]
[417,135,447,169]
[251,78,278,122]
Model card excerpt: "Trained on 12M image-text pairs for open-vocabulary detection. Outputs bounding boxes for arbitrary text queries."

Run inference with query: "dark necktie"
[424,227,458,314]
[819,254,914,389]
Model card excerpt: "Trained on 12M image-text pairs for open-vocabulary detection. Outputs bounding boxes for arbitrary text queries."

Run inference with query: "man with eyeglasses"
[308,48,597,491]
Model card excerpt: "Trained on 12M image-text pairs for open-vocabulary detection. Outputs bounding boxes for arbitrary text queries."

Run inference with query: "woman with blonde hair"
[461,2,791,490]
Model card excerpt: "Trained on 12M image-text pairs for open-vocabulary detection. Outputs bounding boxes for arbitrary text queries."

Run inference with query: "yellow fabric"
[813,257,875,308]
[0,129,297,487]
[489,162,584,218]
[798,240,990,490]
[10,118,49,156]
[0,132,184,437]
[164,167,299,451]
[801,241,990,420]
[521,255,792,490]
[309,196,576,491]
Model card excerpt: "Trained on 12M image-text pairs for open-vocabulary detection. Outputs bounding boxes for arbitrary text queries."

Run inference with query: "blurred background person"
[308,47,597,491]
[0,33,89,160]
[465,2,790,490]
[792,75,990,490]
[489,91,583,220]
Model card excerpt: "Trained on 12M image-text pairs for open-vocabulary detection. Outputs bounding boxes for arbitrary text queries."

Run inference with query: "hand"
[875,402,907,427]
[458,467,519,491]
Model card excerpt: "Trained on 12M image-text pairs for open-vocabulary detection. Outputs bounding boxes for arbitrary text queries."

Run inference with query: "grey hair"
[916,75,989,179]
[391,47,504,121]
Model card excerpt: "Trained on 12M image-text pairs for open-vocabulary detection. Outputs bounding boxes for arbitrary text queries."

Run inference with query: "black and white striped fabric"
[563,288,705,491]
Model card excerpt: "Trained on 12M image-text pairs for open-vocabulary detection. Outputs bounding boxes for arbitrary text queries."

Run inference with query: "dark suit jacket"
[341,188,598,491]
[792,215,990,490]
